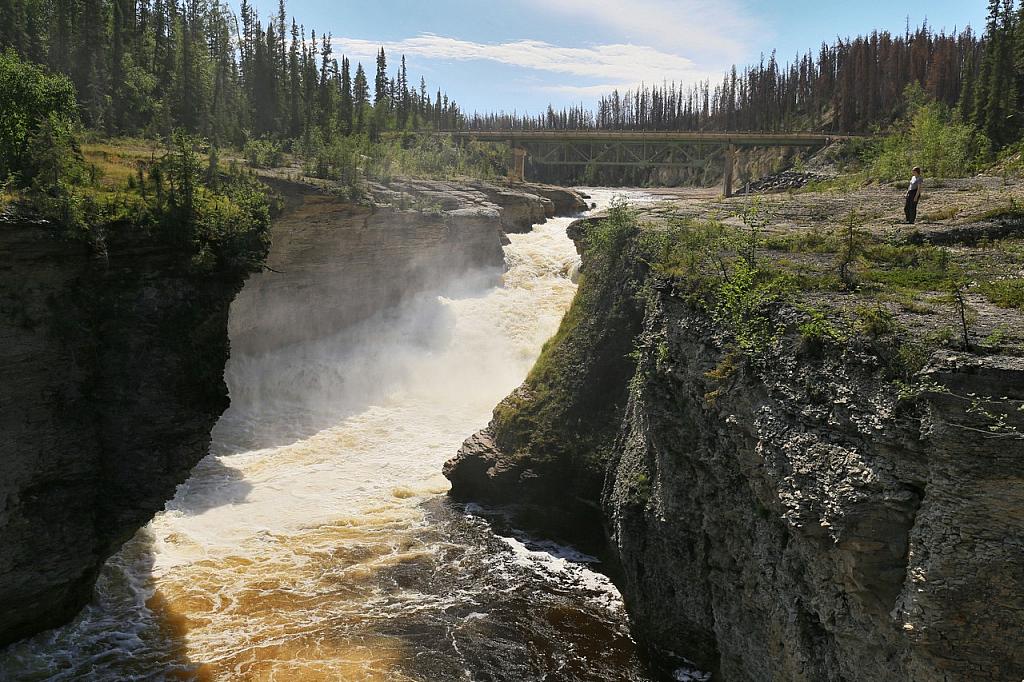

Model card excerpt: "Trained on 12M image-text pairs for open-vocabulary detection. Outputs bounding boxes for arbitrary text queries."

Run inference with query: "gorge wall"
[525,146,806,190]
[446,214,1024,681]
[234,178,579,355]
[0,220,263,647]
[0,179,584,648]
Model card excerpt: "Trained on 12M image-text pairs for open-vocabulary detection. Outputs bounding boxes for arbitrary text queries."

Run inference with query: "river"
[2,189,667,681]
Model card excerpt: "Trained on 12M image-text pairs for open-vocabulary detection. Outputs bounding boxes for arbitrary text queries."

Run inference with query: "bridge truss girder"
[519,139,734,190]
[525,139,726,171]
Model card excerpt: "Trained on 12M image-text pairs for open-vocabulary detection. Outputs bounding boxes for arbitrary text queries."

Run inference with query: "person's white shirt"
[909,175,922,196]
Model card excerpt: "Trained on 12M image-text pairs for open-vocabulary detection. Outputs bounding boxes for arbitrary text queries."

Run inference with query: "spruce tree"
[974,0,1010,143]
[288,19,301,137]
[276,0,287,71]
[318,32,334,137]
[0,0,22,54]
[339,56,353,135]
[959,47,977,123]
[49,0,76,76]
[302,30,318,139]
[111,0,126,131]
[981,0,1019,146]
[397,54,409,127]
[374,47,387,106]
[1016,1,1024,130]
[353,62,369,132]
[76,0,108,126]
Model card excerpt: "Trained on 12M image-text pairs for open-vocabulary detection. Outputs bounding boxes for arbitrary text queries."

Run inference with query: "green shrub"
[243,138,284,169]
[588,197,640,256]
[712,260,794,355]
[868,85,989,181]
[0,50,80,185]
[897,327,953,373]
[186,176,272,272]
[853,304,898,338]
[799,307,847,344]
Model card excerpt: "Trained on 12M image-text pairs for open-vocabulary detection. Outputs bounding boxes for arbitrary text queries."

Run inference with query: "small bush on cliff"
[711,260,794,356]
[588,197,641,257]
[798,307,847,345]
[153,133,272,272]
[646,215,795,358]
[852,304,898,338]
[738,198,773,268]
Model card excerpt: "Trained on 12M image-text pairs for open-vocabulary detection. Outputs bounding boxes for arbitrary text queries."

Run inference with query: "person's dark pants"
[904,194,918,224]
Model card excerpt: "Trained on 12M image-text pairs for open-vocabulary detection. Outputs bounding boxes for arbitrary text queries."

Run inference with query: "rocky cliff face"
[0,220,260,647]
[0,179,585,648]
[446,214,1024,681]
[233,179,584,355]
[606,298,1024,681]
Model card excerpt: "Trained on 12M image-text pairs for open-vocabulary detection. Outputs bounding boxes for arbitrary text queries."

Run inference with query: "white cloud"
[516,0,758,62]
[333,34,717,92]
[328,2,763,107]
[535,83,655,98]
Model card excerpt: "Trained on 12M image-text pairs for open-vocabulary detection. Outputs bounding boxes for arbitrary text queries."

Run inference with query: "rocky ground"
[645,175,1024,351]
[739,169,830,194]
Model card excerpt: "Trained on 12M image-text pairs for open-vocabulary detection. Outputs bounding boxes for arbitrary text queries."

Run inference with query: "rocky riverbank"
[446,178,1024,680]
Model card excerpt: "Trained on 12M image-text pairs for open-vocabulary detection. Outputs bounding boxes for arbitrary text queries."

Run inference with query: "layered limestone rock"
[0,220,258,646]
[0,179,585,648]
[446,215,1024,681]
[606,297,1024,681]
[235,178,585,354]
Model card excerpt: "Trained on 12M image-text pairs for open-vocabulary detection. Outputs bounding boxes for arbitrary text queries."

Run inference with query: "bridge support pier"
[723,144,736,198]
[510,146,527,183]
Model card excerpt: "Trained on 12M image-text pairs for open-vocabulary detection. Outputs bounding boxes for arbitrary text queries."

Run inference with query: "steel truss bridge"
[448,130,858,197]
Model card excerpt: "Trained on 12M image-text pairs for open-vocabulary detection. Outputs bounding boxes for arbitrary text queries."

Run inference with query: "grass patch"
[860,243,952,290]
[981,279,1024,309]
[967,198,1024,223]
[81,138,163,189]
[920,205,960,222]
[761,225,836,253]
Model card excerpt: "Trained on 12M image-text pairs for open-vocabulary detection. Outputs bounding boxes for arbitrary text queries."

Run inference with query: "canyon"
[4,173,1023,681]
[0,179,584,650]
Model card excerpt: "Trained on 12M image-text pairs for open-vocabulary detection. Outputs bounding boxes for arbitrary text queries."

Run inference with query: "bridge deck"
[450,130,860,146]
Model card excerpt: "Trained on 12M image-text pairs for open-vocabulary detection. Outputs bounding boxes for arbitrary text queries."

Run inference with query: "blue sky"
[253,1,988,115]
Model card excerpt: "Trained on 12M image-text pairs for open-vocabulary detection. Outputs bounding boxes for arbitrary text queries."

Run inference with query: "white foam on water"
[497,534,625,613]
[673,665,713,682]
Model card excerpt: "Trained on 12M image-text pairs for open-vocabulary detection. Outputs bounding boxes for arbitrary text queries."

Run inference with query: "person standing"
[904,166,923,224]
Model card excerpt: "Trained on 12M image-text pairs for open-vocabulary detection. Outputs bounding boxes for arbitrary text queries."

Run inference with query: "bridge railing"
[440,129,866,145]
